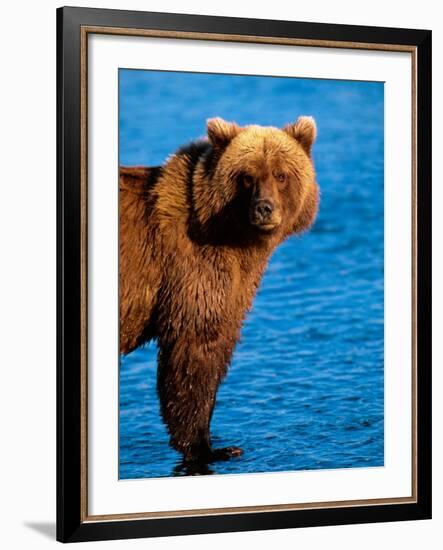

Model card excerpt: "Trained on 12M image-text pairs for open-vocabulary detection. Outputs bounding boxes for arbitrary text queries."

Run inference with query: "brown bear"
[119,116,319,464]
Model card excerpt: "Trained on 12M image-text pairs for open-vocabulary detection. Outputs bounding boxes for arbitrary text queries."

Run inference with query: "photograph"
[55,7,431,542]
[0,0,437,545]
[118,69,385,479]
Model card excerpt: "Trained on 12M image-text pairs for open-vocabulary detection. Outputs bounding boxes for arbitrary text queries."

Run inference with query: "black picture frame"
[57,6,432,543]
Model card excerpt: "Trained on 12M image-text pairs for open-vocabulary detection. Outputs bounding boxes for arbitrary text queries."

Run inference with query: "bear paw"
[210,446,243,461]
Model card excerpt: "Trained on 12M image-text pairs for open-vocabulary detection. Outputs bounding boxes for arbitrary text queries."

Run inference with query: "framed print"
[56,6,432,543]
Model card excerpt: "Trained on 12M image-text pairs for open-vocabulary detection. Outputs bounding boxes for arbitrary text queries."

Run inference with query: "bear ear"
[207,117,241,149]
[283,116,317,156]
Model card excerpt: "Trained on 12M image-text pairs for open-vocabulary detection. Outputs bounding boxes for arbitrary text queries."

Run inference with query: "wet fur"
[119,118,319,462]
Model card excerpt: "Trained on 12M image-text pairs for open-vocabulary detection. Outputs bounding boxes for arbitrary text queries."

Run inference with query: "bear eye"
[242,174,254,188]
[276,172,287,184]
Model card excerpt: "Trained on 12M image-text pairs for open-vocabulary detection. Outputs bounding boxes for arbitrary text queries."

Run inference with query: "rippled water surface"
[119,70,384,479]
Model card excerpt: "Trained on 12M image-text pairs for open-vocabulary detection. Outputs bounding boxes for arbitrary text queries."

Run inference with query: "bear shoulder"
[119,166,162,195]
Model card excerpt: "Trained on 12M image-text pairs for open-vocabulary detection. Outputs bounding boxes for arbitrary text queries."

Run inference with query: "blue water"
[119,70,384,479]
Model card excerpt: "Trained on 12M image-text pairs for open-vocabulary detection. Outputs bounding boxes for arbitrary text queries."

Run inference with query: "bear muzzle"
[250,199,281,231]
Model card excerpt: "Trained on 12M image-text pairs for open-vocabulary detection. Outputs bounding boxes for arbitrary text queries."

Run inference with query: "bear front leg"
[157,338,243,463]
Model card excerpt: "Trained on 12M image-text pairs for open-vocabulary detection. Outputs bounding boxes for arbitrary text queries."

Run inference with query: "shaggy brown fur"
[120,117,319,463]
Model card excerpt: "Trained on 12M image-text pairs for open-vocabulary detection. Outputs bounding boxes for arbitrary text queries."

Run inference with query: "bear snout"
[254,199,274,220]
[250,198,281,230]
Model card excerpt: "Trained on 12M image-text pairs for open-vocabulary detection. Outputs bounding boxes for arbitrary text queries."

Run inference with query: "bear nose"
[254,199,274,221]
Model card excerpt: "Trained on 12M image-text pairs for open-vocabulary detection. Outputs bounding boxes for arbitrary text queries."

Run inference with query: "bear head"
[195,117,319,242]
